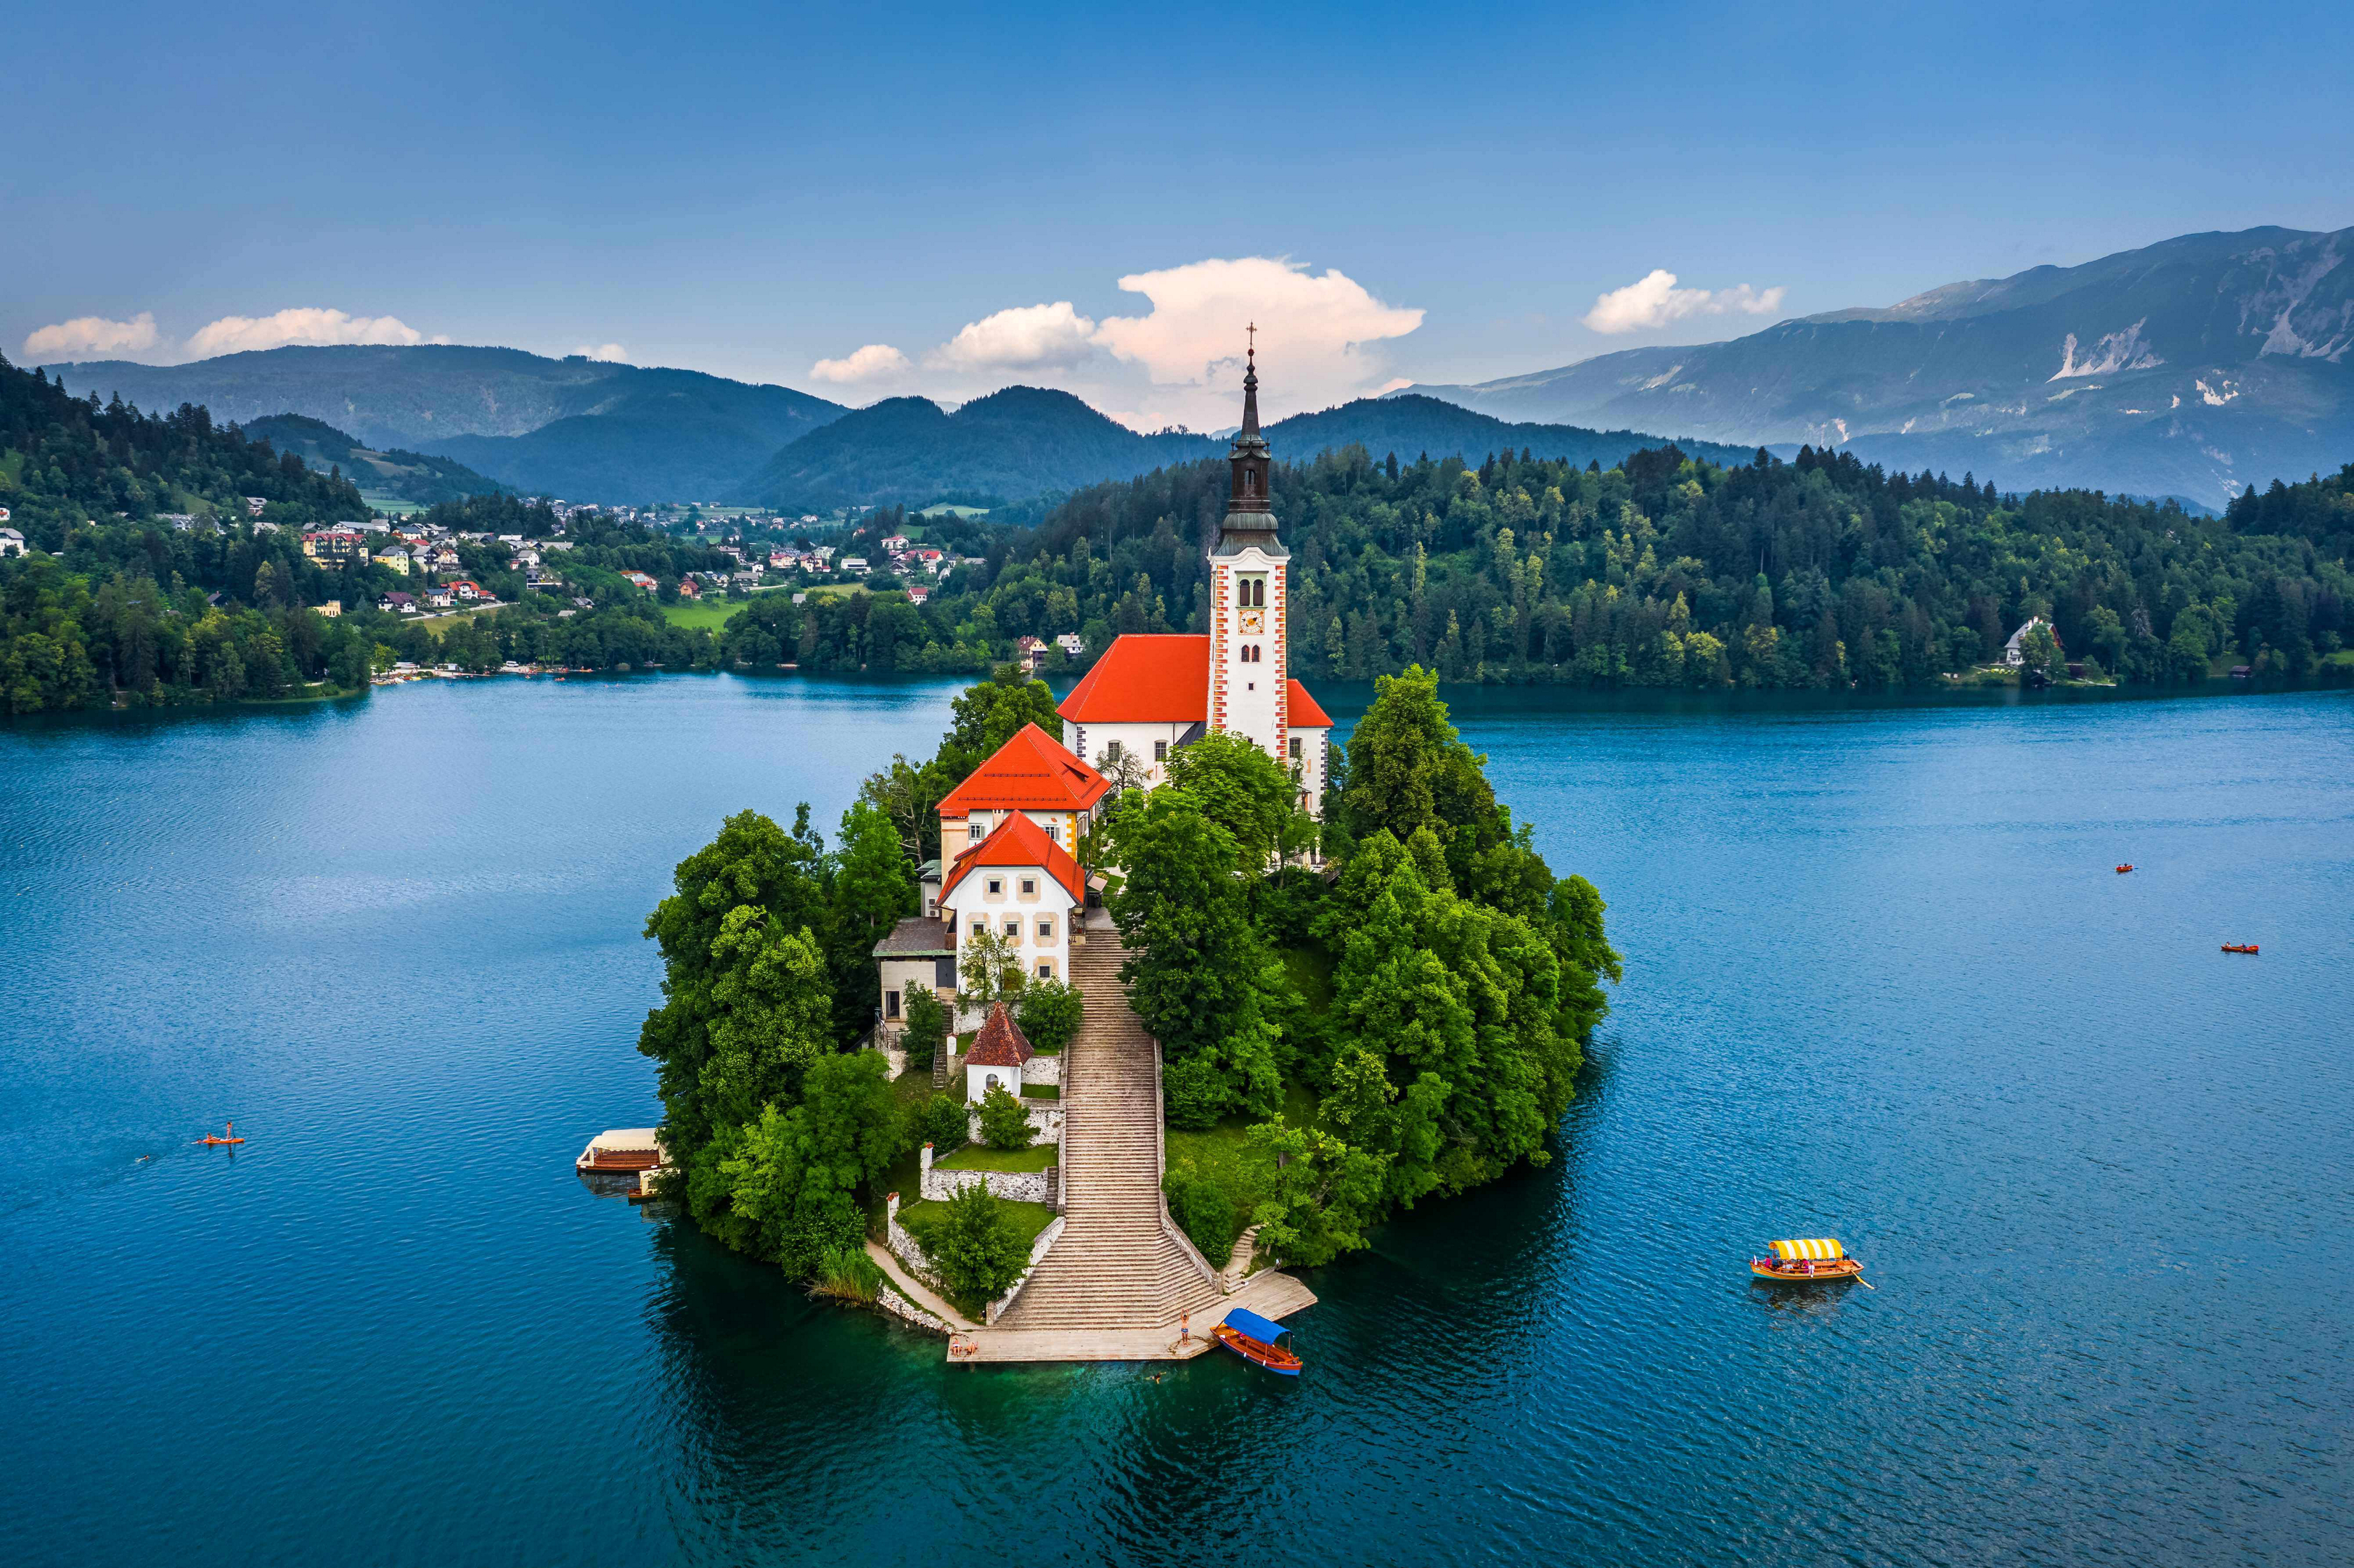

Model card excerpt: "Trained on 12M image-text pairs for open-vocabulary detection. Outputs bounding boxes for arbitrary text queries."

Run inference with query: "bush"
[918,1092,969,1156]
[931,1185,1030,1302]
[1162,1054,1228,1130]
[977,1084,1034,1151]
[902,984,949,1071]
[1164,1167,1241,1266]
[1015,978,1083,1051]
[809,1244,883,1304]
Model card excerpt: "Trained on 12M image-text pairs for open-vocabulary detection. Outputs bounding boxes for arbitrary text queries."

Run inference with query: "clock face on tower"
[1240,607,1264,634]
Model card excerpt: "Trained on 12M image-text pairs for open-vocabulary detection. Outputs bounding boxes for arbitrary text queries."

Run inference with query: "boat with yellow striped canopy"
[1750,1238,1863,1282]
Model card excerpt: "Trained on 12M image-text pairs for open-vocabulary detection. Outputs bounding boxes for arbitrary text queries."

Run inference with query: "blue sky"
[9,0,2351,427]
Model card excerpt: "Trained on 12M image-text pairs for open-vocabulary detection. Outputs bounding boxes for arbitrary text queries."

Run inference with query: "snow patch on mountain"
[2050,319,2162,380]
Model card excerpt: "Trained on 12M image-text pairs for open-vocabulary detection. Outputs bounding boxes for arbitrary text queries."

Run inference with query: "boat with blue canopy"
[1750,1237,1863,1282]
[1210,1307,1302,1375]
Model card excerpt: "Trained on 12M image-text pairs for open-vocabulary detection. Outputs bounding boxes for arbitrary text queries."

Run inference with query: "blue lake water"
[3,677,2350,1566]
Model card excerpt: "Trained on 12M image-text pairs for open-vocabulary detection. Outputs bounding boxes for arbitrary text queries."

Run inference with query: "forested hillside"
[761,444,2354,687]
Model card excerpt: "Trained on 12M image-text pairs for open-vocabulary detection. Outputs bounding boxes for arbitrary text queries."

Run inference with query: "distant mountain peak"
[1396,224,2354,506]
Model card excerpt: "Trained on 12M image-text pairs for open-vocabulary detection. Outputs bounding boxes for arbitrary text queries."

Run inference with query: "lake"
[3,676,2348,1566]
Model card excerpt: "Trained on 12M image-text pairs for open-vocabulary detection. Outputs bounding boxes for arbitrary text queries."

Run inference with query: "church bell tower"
[1208,327,1288,761]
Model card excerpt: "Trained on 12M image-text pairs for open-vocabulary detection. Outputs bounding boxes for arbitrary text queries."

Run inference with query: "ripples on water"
[2,677,2348,1565]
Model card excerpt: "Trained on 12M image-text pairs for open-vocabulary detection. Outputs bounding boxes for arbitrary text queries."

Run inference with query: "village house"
[1015,634,1050,674]
[1055,632,1084,657]
[840,555,869,574]
[448,579,490,602]
[677,577,700,598]
[302,528,370,563]
[880,534,910,552]
[870,912,958,1034]
[905,584,929,605]
[936,722,1109,861]
[1054,342,1335,820]
[938,812,1084,1000]
[425,588,454,609]
[373,548,411,575]
[0,527,25,558]
[621,570,658,592]
[378,590,416,613]
[2003,616,2061,667]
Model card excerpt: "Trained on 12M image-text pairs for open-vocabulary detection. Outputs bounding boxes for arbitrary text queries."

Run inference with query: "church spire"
[1226,324,1272,519]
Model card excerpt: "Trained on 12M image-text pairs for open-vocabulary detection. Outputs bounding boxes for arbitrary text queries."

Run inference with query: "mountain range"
[1401,224,2354,508]
[237,413,507,507]
[43,345,847,502]
[43,226,2353,513]
[730,388,1758,509]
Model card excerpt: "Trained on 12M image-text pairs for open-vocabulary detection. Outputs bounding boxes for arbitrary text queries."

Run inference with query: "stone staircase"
[992,913,1223,1332]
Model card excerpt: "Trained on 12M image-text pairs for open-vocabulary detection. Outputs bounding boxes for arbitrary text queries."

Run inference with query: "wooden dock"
[949,1269,1316,1363]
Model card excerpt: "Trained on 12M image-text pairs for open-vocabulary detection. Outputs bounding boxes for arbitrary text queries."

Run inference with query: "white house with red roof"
[936,722,1109,865]
[1054,340,1334,820]
[962,1002,1035,1104]
[938,812,1085,1002]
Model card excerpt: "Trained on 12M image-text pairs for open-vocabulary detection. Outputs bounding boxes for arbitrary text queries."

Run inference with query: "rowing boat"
[1751,1237,1861,1283]
[1211,1307,1302,1375]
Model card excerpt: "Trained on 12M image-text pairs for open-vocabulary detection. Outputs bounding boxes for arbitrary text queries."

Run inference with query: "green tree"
[1014,976,1083,1052]
[822,799,915,1043]
[704,1050,902,1275]
[902,982,949,1071]
[1247,1118,1389,1267]
[1106,786,1283,1126]
[957,925,1025,1010]
[976,1084,1034,1151]
[1165,728,1315,870]
[637,807,828,1161]
[929,1184,1031,1303]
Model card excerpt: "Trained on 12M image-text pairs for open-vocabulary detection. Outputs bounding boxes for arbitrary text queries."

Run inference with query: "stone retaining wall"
[965,1104,1063,1143]
[984,1214,1066,1326]
[1021,1053,1061,1088]
[920,1165,1056,1205]
[875,1283,951,1336]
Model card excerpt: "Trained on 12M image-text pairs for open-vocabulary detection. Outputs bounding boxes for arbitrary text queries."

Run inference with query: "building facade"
[1054,340,1334,820]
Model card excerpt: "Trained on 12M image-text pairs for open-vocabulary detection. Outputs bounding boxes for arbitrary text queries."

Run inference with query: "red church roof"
[1058,634,1209,722]
[937,723,1108,817]
[1056,633,1333,729]
[940,811,1087,904]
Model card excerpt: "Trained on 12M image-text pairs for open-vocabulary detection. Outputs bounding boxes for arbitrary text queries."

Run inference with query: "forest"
[888,445,2354,690]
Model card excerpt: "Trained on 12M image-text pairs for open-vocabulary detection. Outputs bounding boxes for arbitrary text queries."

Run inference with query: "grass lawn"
[1021,1083,1060,1101]
[937,1142,1056,1173]
[896,1196,1058,1253]
[660,598,740,632]
[1164,1081,1320,1219]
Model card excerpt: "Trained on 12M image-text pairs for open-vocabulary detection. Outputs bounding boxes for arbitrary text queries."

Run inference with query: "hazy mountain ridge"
[735,387,1758,510]
[1400,225,2354,507]
[237,413,507,506]
[43,345,847,502]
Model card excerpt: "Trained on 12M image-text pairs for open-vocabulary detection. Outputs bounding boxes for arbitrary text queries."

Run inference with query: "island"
[628,349,1621,1359]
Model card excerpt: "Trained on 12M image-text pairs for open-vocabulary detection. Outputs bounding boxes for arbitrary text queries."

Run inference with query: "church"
[878,341,1332,1048]
[1054,338,1333,815]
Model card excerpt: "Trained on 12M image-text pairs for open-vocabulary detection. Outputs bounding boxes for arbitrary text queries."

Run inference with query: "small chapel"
[874,339,1333,1071]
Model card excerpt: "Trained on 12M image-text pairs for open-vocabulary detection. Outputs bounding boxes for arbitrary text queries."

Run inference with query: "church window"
[1289,736,1302,759]
[1153,739,1168,762]
[1037,916,1053,939]
[1002,918,1020,938]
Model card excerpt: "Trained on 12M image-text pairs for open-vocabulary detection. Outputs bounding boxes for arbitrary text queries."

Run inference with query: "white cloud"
[1090,257,1423,422]
[810,343,913,383]
[806,256,1424,426]
[926,301,1099,372]
[1581,270,1787,334]
[572,342,628,362]
[186,307,444,357]
[23,311,161,360]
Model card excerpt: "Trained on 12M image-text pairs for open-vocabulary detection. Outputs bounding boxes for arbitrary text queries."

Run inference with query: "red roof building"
[939,811,1087,905]
[938,723,1107,856]
[965,1002,1034,1068]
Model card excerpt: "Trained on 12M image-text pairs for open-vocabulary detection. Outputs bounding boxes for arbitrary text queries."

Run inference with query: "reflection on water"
[4,676,2350,1565]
